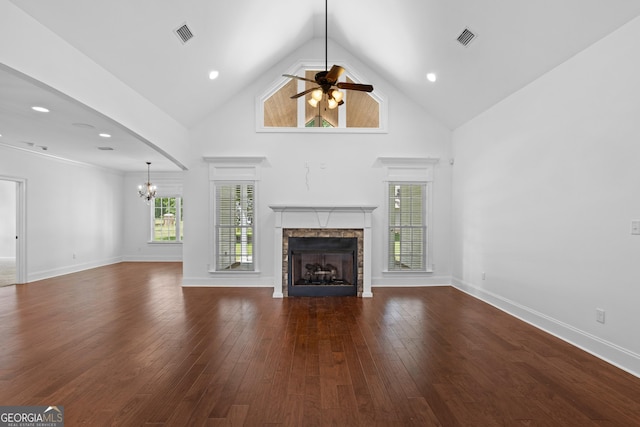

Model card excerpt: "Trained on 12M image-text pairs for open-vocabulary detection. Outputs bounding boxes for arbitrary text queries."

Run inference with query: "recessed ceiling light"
[209,70,220,80]
[99,133,111,138]
[426,73,437,82]
[32,106,50,113]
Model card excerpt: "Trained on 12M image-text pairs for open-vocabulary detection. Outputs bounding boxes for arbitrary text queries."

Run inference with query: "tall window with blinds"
[388,183,427,270]
[215,183,255,271]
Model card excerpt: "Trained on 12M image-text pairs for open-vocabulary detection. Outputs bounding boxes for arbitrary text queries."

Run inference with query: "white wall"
[122,171,183,262]
[452,16,640,376]
[0,146,125,281]
[0,180,16,258]
[182,38,453,287]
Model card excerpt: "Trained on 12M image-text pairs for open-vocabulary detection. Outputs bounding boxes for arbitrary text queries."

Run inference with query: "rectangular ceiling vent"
[456,28,476,47]
[174,23,194,44]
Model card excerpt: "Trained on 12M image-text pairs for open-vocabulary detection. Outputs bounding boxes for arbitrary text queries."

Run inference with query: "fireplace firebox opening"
[284,230,363,297]
[288,237,357,297]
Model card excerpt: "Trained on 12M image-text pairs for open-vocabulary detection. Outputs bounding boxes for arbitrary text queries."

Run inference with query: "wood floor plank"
[1,263,639,426]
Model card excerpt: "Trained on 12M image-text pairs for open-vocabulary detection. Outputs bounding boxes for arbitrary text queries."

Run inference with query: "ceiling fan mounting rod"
[325,0,328,72]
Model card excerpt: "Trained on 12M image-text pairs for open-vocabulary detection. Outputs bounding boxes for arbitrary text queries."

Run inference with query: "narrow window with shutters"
[215,183,254,271]
[388,183,426,270]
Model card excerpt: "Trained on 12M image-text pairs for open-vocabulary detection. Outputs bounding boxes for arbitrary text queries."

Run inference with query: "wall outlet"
[482,272,486,280]
[596,308,605,324]
[631,220,640,235]
[72,253,76,259]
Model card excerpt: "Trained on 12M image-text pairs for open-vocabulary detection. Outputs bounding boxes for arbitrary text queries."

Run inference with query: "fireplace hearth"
[288,237,357,296]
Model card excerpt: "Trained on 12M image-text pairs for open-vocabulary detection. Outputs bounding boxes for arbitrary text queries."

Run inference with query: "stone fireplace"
[269,205,376,298]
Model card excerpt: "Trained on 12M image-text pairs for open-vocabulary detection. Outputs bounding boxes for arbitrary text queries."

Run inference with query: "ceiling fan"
[283,0,374,109]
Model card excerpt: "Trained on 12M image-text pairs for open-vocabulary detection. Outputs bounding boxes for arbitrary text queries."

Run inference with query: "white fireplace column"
[269,205,377,298]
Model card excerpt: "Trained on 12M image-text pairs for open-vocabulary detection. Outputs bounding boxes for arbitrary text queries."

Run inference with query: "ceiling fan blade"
[337,82,374,92]
[283,74,317,84]
[290,87,320,99]
[325,65,345,82]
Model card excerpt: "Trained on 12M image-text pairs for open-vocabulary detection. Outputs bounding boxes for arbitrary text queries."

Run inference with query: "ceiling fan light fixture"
[308,98,319,108]
[311,89,323,101]
[282,0,373,108]
[331,89,343,103]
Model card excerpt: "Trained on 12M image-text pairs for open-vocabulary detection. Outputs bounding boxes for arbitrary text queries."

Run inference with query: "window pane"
[216,183,254,271]
[388,183,426,270]
[180,199,184,240]
[150,197,183,242]
[154,197,178,241]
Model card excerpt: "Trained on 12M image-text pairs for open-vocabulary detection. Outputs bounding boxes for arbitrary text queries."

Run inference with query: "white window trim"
[148,195,183,244]
[211,181,256,272]
[204,157,265,274]
[377,157,439,274]
[141,174,184,245]
[255,60,388,134]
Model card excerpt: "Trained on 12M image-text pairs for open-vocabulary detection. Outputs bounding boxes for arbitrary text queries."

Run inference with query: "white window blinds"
[388,183,426,270]
[215,183,254,271]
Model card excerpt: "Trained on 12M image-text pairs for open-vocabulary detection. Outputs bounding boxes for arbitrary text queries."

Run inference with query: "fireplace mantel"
[269,204,377,298]
[269,205,377,212]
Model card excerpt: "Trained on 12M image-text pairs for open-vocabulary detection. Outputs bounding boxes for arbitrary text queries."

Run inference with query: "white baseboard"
[28,256,123,282]
[122,255,183,262]
[182,275,275,288]
[372,274,451,287]
[452,276,640,379]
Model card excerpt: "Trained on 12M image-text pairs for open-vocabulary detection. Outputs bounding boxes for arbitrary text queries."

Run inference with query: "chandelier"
[137,162,157,204]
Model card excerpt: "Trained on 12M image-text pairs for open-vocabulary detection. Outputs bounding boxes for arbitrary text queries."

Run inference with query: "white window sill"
[148,241,183,245]
[382,269,434,275]
[208,269,261,275]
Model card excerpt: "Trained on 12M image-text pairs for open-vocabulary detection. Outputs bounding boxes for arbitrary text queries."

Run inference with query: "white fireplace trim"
[269,205,377,298]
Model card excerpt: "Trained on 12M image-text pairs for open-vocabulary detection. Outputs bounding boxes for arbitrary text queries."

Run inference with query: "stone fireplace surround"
[269,205,376,298]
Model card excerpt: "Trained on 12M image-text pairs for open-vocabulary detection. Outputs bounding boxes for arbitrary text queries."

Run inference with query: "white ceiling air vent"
[456,28,476,47]
[174,23,194,44]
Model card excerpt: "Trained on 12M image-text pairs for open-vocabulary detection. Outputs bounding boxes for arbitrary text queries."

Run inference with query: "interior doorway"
[0,177,25,286]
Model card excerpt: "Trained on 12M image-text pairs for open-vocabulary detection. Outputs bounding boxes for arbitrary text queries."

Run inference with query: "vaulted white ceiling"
[2,0,640,170]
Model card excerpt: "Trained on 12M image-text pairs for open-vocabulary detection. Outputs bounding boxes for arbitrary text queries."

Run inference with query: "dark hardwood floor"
[0,262,639,426]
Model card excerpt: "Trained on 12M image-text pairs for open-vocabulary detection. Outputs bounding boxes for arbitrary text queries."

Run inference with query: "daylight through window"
[152,197,183,242]
[215,183,255,271]
[388,183,426,270]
